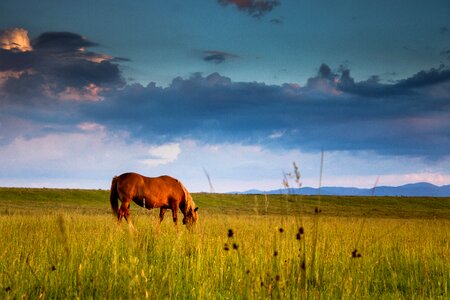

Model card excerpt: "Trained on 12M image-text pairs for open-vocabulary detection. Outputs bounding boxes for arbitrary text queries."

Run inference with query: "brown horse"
[110,172,198,228]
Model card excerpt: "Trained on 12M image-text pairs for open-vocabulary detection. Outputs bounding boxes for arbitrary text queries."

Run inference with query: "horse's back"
[116,173,185,200]
[145,175,185,197]
[117,172,145,187]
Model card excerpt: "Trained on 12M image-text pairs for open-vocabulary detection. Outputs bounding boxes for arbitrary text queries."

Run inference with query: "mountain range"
[235,182,450,197]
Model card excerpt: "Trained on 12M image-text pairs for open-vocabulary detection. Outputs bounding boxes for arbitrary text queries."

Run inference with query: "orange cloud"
[57,83,104,101]
[85,54,113,63]
[0,28,32,52]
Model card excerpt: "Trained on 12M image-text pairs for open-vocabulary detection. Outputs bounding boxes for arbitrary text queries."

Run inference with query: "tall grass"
[0,210,448,299]
[0,185,449,298]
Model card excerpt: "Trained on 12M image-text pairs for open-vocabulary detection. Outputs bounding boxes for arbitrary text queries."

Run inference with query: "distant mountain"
[235,182,450,197]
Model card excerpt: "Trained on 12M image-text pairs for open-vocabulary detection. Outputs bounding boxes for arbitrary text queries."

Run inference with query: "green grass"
[0,188,449,299]
[1,187,449,218]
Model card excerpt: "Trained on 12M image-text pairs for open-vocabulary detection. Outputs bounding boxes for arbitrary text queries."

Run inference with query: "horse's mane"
[181,183,196,212]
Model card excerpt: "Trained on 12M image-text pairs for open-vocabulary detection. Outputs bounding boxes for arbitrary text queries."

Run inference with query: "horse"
[110,172,198,229]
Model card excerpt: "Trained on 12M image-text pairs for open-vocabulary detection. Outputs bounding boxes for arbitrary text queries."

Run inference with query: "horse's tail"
[110,176,120,214]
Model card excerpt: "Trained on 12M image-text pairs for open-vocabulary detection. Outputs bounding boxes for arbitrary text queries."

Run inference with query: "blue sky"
[0,0,449,192]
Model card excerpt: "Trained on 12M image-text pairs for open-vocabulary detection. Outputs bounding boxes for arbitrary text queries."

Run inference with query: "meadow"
[0,188,449,299]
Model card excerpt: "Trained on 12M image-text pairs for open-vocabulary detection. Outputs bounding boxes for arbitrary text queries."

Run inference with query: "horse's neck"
[181,200,190,214]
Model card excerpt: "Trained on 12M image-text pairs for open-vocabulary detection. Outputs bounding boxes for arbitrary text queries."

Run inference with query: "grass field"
[0,188,449,299]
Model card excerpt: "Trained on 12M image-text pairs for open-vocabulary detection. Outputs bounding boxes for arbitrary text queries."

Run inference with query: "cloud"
[75,65,449,159]
[0,126,182,182]
[77,122,105,132]
[303,63,450,99]
[1,126,449,191]
[269,130,286,139]
[202,50,239,64]
[142,143,181,167]
[305,63,341,95]
[1,68,449,190]
[1,30,449,162]
[0,28,125,104]
[0,28,32,52]
[32,31,98,52]
[397,66,450,89]
[218,0,281,18]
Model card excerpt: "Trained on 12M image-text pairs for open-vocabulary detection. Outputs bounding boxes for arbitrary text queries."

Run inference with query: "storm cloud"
[77,66,450,159]
[202,50,239,64]
[218,0,281,18]
[1,29,449,161]
[0,28,125,105]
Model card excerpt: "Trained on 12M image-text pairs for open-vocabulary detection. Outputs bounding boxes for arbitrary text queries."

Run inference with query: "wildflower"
[232,243,239,250]
[352,249,362,258]
[279,227,284,233]
[228,229,234,238]
[224,243,230,251]
[274,251,278,257]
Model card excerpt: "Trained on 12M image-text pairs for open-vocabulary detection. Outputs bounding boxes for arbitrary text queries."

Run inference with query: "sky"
[0,0,449,192]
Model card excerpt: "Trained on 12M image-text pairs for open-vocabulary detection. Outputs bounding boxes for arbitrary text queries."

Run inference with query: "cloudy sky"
[0,1,449,192]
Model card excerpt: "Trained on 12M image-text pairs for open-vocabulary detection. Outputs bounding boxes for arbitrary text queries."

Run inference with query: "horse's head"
[183,207,199,229]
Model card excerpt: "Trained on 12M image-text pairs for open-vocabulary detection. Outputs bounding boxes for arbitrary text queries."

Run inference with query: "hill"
[237,182,450,197]
[1,187,449,219]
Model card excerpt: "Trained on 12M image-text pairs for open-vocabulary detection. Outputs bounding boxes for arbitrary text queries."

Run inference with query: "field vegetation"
[0,187,449,299]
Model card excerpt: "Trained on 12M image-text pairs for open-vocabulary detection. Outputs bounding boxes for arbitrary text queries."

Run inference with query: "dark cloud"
[32,32,98,52]
[77,66,450,159]
[397,66,450,89]
[202,50,238,64]
[2,35,449,160]
[318,64,333,80]
[0,48,37,71]
[0,29,125,104]
[218,0,281,18]
[301,63,450,98]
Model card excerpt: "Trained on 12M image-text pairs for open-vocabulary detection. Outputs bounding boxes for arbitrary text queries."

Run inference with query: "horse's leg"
[171,205,178,226]
[118,198,131,225]
[159,208,167,223]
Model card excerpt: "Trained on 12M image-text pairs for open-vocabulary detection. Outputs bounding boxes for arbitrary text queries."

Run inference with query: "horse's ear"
[194,207,199,212]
